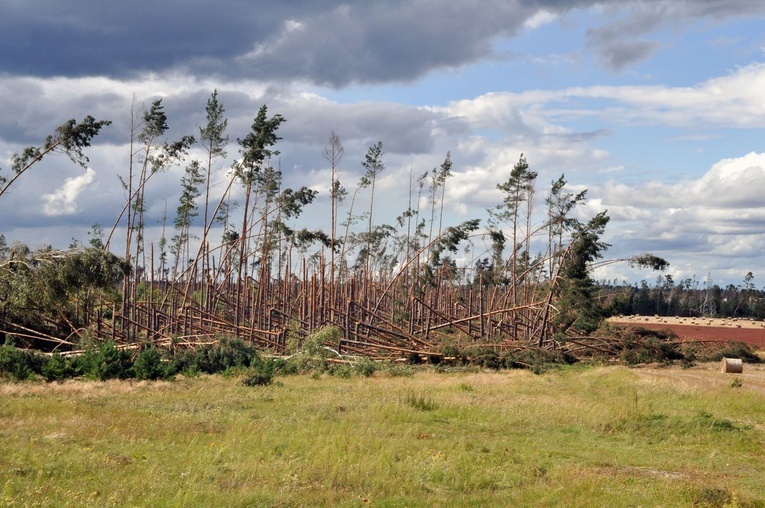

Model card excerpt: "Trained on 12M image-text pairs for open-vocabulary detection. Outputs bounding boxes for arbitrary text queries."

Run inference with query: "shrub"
[461,346,501,369]
[0,339,34,381]
[603,326,686,366]
[80,341,132,380]
[242,369,274,386]
[203,337,261,373]
[704,342,762,364]
[168,337,261,376]
[41,353,77,382]
[619,337,685,366]
[134,346,168,380]
[286,326,342,374]
[503,347,577,374]
[351,356,378,377]
[168,347,203,376]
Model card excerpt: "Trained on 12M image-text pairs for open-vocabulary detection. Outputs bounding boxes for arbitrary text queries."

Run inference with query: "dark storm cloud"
[0,1,285,77]
[3,1,763,85]
[0,1,541,87]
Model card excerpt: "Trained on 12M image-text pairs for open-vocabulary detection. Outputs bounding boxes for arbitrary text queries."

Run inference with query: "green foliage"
[0,246,129,338]
[287,326,341,374]
[629,253,670,271]
[619,336,685,366]
[0,339,36,380]
[200,90,229,160]
[554,211,611,335]
[702,342,762,364]
[133,346,169,380]
[41,353,77,382]
[173,337,262,375]
[332,356,380,378]
[461,346,501,369]
[503,347,578,374]
[8,115,111,176]
[235,105,285,184]
[242,369,274,386]
[79,341,132,381]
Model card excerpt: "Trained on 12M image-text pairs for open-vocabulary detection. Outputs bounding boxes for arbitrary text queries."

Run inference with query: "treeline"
[0,92,669,358]
[600,273,765,320]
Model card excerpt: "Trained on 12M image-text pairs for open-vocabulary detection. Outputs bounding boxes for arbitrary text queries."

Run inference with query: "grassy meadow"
[2,364,765,507]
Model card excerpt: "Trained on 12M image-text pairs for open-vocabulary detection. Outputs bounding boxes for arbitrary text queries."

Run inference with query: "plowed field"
[608,316,765,347]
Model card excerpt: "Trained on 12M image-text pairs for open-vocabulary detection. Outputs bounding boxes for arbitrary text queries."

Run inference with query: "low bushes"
[0,330,387,383]
[2,324,762,383]
[0,337,276,383]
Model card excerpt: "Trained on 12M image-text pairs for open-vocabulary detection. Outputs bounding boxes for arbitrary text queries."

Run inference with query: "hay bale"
[721,358,743,374]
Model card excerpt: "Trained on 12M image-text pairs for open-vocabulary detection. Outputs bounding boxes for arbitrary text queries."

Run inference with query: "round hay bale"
[721,358,743,374]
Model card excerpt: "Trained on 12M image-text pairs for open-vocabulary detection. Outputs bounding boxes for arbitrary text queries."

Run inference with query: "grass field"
[2,364,765,507]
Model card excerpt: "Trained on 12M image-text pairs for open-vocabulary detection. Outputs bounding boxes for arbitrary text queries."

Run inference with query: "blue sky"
[1,1,765,287]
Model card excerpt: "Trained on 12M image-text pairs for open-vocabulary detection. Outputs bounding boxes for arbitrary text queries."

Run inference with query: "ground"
[608,316,765,347]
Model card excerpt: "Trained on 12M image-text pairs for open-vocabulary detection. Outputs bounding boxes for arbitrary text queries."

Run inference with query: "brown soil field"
[608,316,765,347]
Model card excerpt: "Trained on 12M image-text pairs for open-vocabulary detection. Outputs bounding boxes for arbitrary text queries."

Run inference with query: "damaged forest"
[0,93,676,368]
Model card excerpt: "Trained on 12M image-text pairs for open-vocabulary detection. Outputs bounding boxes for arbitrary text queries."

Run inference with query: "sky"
[1,0,765,287]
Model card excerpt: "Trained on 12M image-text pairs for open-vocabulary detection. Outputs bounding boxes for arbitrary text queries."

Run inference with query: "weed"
[242,370,274,386]
[730,377,743,388]
[692,487,732,507]
[457,382,474,392]
[402,390,438,411]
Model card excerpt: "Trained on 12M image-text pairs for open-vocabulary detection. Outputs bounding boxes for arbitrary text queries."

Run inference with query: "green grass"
[2,366,765,507]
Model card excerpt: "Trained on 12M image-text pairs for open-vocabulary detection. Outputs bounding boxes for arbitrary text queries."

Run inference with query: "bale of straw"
[721,357,743,374]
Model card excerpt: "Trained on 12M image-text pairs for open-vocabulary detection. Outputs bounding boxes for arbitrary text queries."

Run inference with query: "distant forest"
[599,272,765,320]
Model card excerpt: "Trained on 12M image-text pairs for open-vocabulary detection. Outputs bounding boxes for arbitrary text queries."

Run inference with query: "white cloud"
[524,10,557,31]
[43,167,96,216]
[594,152,765,282]
[441,63,765,130]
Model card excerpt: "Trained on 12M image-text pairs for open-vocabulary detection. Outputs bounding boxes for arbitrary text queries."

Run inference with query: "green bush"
[461,346,501,369]
[619,336,685,366]
[168,347,202,376]
[80,341,132,380]
[0,339,34,381]
[242,369,274,386]
[704,342,762,364]
[503,347,577,374]
[203,337,261,373]
[351,356,378,377]
[286,326,341,374]
[167,338,262,376]
[41,353,77,382]
[134,346,168,380]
